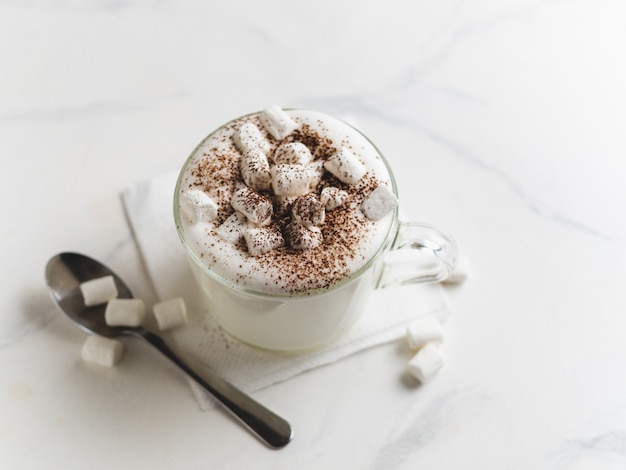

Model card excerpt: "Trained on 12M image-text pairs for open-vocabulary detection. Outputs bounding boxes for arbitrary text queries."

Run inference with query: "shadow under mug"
[174,114,458,352]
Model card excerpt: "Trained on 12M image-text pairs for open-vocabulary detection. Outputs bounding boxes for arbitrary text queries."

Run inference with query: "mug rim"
[173,108,399,300]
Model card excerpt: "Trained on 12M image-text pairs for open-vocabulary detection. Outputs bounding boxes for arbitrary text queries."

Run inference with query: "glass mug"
[174,109,458,352]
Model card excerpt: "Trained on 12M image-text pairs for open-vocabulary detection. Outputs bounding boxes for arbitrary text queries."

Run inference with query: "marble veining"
[570,430,626,456]
[554,430,626,469]
[0,92,189,123]
[0,308,58,350]
[407,0,567,77]
[2,0,626,468]
[311,94,613,241]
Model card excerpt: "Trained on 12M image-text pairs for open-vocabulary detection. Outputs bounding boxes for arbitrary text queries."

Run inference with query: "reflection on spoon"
[45,252,292,449]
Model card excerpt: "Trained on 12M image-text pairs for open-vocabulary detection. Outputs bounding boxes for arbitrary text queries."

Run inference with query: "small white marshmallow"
[273,142,313,165]
[292,193,325,227]
[240,148,271,191]
[361,185,398,220]
[81,335,124,367]
[285,222,323,250]
[320,187,349,211]
[270,164,312,196]
[324,147,366,185]
[274,195,298,218]
[307,161,325,190]
[153,297,188,331]
[231,187,273,225]
[180,189,218,223]
[407,343,444,383]
[232,122,270,155]
[406,317,444,350]
[259,105,298,140]
[80,275,118,307]
[105,298,146,327]
[243,226,285,256]
[216,211,249,243]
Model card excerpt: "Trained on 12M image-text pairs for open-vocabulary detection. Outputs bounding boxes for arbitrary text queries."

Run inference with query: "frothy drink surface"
[176,109,397,295]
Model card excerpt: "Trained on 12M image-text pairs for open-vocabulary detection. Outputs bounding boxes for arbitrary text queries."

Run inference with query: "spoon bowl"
[45,252,292,448]
[46,252,133,338]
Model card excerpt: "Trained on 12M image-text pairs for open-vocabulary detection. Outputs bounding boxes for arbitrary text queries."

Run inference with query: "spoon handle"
[134,329,292,448]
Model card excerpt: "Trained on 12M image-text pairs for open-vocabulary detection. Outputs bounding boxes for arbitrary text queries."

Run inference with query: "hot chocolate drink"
[174,107,457,351]
[175,107,398,296]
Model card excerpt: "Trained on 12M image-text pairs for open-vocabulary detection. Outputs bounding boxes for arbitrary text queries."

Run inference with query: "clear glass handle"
[376,222,459,289]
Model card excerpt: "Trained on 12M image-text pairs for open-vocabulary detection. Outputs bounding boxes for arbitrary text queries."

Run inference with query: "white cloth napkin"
[122,171,452,407]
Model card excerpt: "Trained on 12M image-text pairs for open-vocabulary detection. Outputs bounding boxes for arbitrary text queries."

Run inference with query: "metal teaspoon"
[44,252,293,448]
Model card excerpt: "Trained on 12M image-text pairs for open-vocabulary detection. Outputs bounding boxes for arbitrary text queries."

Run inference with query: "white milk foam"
[176,109,396,295]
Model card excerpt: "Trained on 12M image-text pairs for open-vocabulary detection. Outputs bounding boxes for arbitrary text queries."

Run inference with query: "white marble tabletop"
[2,0,626,468]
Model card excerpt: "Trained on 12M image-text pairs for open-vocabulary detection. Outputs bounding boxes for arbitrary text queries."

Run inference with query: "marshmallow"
[153,297,188,331]
[216,211,249,243]
[405,317,444,350]
[232,122,270,155]
[243,226,285,256]
[231,187,273,225]
[320,186,349,211]
[307,160,325,190]
[274,195,298,218]
[105,298,146,327]
[407,343,444,383]
[273,142,313,165]
[442,255,470,284]
[285,222,323,250]
[324,147,366,184]
[292,193,325,227]
[259,105,298,140]
[270,164,312,196]
[240,148,271,191]
[180,189,218,223]
[80,275,118,307]
[81,335,124,367]
[361,184,398,220]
